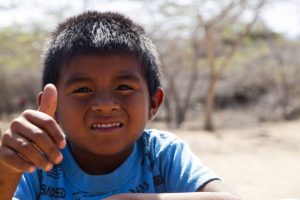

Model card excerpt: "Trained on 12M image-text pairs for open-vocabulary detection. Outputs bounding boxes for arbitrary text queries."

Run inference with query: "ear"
[148,88,164,120]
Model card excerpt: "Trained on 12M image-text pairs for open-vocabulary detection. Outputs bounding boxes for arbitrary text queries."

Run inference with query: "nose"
[91,91,120,113]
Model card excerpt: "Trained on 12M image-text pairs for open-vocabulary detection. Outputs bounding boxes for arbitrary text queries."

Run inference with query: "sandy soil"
[170,120,300,200]
[1,119,300,200]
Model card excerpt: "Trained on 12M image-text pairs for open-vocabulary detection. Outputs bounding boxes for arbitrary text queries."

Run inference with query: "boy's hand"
[0,84,66,174]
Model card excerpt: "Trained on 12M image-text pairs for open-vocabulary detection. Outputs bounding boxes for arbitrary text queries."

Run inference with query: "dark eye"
[117,84,133,91]
[73,87,92,93]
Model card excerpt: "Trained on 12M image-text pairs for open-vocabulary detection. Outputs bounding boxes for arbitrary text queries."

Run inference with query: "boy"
[0,11,240,200]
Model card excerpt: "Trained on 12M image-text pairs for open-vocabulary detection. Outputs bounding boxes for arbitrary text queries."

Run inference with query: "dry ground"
[1,119,300,200]
[169,121,300,200]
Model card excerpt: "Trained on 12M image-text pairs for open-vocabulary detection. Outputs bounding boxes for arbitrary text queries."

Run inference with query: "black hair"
[42,11,161,97]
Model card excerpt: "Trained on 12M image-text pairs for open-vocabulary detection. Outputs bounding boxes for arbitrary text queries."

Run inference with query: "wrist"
[0,162,22,200]
[0,161,23,182]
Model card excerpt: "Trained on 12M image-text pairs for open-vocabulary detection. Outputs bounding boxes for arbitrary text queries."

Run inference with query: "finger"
[0,147,35,173]
[1,133,53,172]
[10,117,63,164]
[38,84,57,118]
[21,110,66,149]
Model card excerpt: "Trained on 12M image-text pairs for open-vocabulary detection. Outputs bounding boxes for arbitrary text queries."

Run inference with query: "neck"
[68,142,133,175]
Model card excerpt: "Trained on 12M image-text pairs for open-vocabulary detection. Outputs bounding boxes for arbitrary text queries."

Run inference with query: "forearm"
[0,163,22,200]
[104,192,241,200]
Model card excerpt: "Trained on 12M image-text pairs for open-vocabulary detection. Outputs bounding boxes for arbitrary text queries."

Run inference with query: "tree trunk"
[204,73,218,131]
[175,107,185,128]
[163,95,172,124]
[203,24,217,131]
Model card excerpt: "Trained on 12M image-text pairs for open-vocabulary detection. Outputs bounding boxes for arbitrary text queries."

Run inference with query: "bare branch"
[218,0,267,75]
[209,0,237,25]
[196,12,206,27]
[215,0,248,27]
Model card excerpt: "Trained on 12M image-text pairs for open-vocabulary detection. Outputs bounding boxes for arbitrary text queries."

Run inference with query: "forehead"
[59,53,145,82]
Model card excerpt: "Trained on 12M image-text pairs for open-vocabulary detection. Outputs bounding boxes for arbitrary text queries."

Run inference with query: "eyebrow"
[114,73,142,82]
[64,75,91,86]
[64,72,143,86]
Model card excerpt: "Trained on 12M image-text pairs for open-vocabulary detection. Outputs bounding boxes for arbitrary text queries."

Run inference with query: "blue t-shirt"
[13,129,219,200]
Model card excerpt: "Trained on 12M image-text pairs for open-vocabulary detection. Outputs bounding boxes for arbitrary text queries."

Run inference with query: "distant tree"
[265,39,300,120]
[194,0,268,131]
[141,2,207,128]
[154,35,205,127]
[0,27,46,113]
[138,0,267,130]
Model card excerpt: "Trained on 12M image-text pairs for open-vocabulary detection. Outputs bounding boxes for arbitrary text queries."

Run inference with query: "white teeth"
[92,123,121,129]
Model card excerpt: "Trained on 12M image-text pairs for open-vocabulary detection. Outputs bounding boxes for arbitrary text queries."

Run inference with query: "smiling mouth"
[91,122,123,129]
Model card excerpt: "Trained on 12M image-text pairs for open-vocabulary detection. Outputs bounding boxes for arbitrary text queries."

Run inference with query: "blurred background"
[0,0,300,199]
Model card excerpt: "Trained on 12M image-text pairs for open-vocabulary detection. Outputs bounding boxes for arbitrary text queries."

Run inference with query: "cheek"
[56,96,87,123]
[122,93,150,116]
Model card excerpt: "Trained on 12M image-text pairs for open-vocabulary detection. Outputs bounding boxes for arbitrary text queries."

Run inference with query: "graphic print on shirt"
[153,175,165,186]
[46,165,61,179]
[128,182,149,193]
[40,184,66,198]
[38,166,66,199]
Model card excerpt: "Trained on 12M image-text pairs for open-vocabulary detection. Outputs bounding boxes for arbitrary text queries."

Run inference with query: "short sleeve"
[151,130,220,192]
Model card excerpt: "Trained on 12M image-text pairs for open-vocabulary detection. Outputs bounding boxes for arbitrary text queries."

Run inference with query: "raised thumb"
[38,84,57,117]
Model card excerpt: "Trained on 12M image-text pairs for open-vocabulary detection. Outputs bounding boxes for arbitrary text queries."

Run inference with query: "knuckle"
[22,109,34,116]
[10,119,22,130]
[1,133,10,143]
[44,117,56,127]
[17,140,32,153]
[32,130,45,140]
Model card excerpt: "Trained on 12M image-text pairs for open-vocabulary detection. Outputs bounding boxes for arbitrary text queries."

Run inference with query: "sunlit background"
[0,0,300,199]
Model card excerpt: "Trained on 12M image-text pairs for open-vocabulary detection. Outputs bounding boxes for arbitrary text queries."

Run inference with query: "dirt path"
[172,121,300,200]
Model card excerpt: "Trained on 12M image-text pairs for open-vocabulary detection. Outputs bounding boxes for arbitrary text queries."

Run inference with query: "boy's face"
[55,54,163,160]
